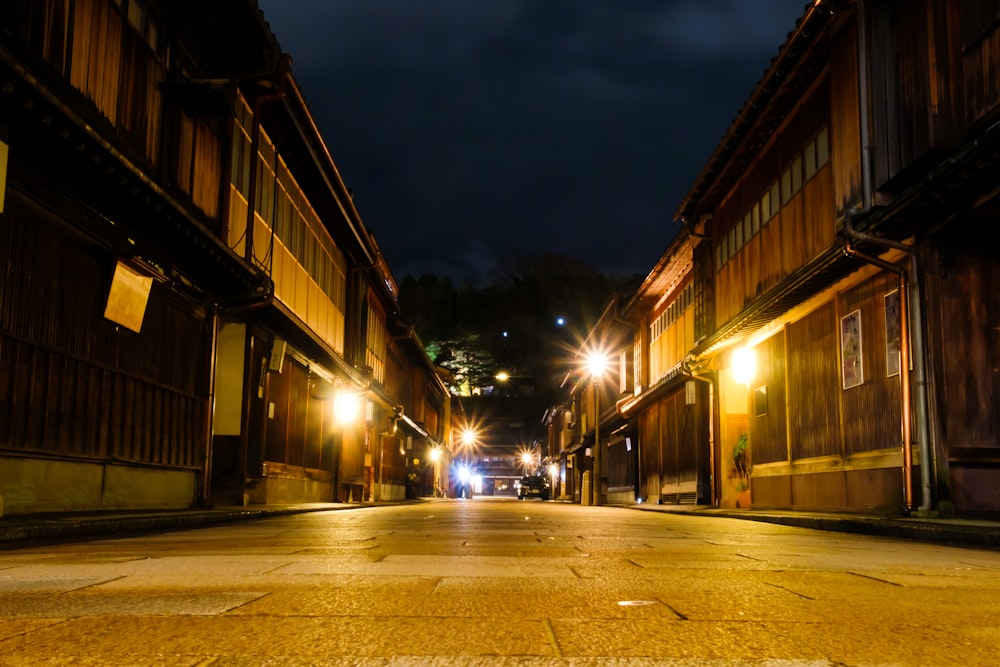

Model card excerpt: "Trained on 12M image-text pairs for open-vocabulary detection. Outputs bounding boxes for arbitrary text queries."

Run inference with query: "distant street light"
[587,352,608,506]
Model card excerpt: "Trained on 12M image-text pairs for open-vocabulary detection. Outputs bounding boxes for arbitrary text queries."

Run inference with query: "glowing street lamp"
[520,450,537,473]
[587,352,608,506]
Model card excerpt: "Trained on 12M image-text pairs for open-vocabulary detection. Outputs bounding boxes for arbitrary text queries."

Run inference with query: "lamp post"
[587,353,607,506]
[430,446,442,497]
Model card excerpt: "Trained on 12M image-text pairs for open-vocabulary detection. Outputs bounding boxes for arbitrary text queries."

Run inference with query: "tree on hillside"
[398,252,640,397]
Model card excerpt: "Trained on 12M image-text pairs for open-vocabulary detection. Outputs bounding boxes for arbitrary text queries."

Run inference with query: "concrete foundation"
[0,456,197,515]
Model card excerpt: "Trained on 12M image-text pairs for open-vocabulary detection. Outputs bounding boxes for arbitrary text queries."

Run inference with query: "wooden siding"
[263,355,334,473]
[713,78,834,326]
[869,1,964,190]
[925,238,1000,451]
[175,113,222,219]
[366,289,388,386]
[962,2,1000,126]
[639,388,700,498]
[838,270,904,456]
[66,0,163,165]
[786,302,841,460]
[228,99,348,354]
[638,403,660,500]
[830,22,863,215]
[751,331,788,465]
[0,207,206,469]
[648,290,695,383]
[605,433,635,494]
[0,0,163,167]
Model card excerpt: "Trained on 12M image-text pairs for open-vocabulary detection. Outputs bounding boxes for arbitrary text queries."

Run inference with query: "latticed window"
[366,302,387,386]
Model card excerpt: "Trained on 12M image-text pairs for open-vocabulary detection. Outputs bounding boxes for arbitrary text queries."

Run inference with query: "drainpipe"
[843,244,914,513]
[843,0,931,513]
[199,303,220,507]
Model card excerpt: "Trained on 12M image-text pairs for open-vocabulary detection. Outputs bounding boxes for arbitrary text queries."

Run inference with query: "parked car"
[518,474,550,501]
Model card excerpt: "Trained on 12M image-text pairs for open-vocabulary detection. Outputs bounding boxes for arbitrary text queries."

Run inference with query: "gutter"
[279,71,374,266]
[675,0,832,223]
[0,46,272,303]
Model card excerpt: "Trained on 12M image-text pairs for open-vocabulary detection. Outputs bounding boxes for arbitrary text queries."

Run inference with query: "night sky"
[256,1,808,286]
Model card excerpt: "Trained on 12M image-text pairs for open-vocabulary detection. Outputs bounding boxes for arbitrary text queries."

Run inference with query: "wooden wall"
[713,77,836,326]
[638,386,703,499]
[837,270,903,456]
[0,201,207,470]
[962,3,1000,127]
[750,332,788,465]
[830,19,862,216]
[869,1,964,188]
[786,302,841,460]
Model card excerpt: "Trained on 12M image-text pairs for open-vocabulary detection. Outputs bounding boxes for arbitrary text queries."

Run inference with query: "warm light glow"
[732,346,756,385]
[548,464,559,477]
[461,429,477,447]
[521,452,534,465]
[333,392,361,425]
[430,448,441,463]
[587,352,608,380]
[495,371,509,382]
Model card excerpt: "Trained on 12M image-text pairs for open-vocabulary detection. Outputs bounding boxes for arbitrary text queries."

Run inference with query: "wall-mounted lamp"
[732,347,756,386]
[333,391,362,425]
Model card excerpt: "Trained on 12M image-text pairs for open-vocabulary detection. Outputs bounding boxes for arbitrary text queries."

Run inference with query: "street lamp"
[587,352,608,506]
[520,450,536,473]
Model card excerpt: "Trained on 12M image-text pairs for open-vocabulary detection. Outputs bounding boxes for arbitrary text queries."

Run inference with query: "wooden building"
[0,0,448,515]
[617,231,715,506]
[544,1,1000,517]
[675,1,1000,515]
[557,295,636,506]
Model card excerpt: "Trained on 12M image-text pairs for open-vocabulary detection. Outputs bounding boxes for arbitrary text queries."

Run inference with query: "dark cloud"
[258,0,807,285]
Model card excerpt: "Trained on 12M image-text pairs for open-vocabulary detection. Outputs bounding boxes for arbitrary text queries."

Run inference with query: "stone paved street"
[1,498,999,665]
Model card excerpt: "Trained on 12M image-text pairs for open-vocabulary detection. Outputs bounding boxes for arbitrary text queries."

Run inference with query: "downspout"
[843,244,913,513]
[281,78,375,265]
[844,0,931,513]
[200,303,220,507]
[681,358,717,507]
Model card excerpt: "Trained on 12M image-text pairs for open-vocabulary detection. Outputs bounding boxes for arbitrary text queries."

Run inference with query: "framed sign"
[884,290,901,377]
[840,309,863,389]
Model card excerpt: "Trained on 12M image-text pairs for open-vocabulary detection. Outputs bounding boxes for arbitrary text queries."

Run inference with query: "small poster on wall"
[103,260,153,333]
[840,309,863,389]
[884,290,901,377]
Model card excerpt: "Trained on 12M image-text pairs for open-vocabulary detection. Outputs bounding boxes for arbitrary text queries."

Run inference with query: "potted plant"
[733,432,751,508]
